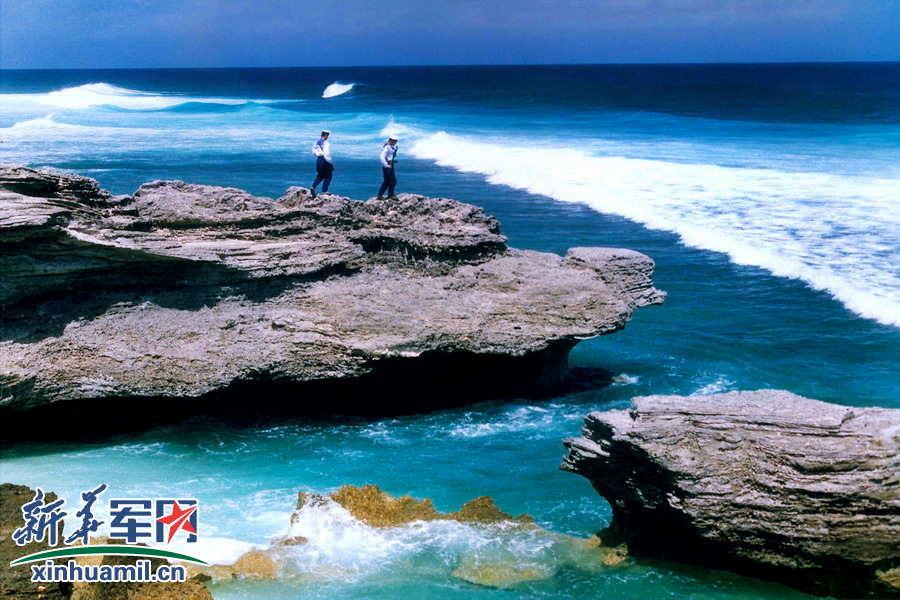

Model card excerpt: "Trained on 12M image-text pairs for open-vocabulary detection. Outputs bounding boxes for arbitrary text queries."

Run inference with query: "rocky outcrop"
[0,165,663,426]
[562,390,900,597]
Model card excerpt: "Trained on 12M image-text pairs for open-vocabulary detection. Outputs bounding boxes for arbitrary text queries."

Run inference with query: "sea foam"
[11,83,252,111]
[411,131,900,327]
[284,494,560,583]
[322,82,355,99]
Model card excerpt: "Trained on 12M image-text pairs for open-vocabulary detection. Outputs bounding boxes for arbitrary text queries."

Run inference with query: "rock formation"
[562,390,900,597]
[0,165,663,431]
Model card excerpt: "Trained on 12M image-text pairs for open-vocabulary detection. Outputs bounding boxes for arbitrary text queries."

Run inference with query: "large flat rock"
[562,390,900,597]
[0,166,664,416]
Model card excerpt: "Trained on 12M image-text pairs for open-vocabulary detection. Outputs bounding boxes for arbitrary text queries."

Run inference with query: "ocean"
[1,64,898,599]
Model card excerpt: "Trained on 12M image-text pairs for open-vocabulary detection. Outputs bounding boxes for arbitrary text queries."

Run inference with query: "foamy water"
[32,82,252,110]
[411,131,900,327]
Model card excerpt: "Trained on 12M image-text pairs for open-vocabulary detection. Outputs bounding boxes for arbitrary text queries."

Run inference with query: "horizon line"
[2,59,899,72]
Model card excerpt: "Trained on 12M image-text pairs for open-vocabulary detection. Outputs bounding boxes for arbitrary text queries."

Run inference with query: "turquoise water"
[1,65,899,598]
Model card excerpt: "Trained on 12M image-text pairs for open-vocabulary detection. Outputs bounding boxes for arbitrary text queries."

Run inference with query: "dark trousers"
[378,166,396,198]
[311,157,333,193]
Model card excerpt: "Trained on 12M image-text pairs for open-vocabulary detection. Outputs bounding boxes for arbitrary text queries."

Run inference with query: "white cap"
[321,129,331,135]
[388,134,399,141]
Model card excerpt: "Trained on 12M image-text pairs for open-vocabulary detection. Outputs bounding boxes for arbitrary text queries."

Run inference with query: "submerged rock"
[0,165,663,427]
[451,556,553,588]
[562,390,900,598]
[187,549,279,583]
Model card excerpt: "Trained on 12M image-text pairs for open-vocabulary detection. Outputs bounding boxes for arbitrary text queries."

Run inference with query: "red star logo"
[156,501,197,543]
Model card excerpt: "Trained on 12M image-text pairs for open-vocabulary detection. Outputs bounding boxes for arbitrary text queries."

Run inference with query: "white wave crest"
[612,373,640,386]
[322,82,355,99]
[379,117,422,140]
[0,114,158,144]
[448,404,583,439]
[8,114,89,131]
[693,376,735,396]
[410,131,900,327]
[19,83,250,110]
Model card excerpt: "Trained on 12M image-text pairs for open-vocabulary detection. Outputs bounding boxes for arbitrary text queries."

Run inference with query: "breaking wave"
[8,114,92,131]
[322,82,355,99]
[5,83,258,111]
[282,494,571,583]
[410,131,900,327]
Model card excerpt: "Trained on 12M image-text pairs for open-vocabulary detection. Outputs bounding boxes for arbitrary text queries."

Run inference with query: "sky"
[1,0,899,69]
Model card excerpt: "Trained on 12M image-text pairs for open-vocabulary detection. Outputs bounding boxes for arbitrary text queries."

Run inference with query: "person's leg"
[321,167,332,193]
[387,168,397,197]
[311,157,326,195]
[378,167,390,198]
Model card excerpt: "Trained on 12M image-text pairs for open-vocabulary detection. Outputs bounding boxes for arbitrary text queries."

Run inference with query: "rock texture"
[0,165,663,422]
[562,390,900,598]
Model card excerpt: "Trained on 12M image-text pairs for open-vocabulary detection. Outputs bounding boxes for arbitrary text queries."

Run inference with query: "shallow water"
[1,65,898,598]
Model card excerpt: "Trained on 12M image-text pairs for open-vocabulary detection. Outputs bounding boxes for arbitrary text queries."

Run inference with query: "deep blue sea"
[1,65,899,599]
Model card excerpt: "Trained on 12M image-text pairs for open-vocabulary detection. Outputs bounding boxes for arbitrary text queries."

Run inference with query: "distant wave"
[322,82,355,99]
[2,113,159,136]
[5,82,262,111]
[8,114,89,131]
[411,130,900,327]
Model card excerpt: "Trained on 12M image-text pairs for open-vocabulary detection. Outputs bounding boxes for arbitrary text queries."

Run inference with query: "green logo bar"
[9,544,208,566]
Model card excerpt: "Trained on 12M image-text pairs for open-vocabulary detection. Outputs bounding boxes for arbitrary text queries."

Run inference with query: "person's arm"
[312,141,323,157]
[380,145,391,168]
[322,140,332,163]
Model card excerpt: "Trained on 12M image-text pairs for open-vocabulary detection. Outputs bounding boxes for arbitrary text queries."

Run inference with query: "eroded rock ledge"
[0,166,663,423]
[562,390,900,598]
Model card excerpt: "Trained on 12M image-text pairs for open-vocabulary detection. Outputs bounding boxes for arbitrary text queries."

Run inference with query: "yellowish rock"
[329,484,440,527]
[186,549,279,583]
[876,567,900,589]
[452,555,553,588]
[320,484,532,527]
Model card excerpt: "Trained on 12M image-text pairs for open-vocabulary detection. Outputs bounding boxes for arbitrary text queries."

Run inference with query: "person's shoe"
[310,190,317,199]
[388,195,399,200]
[376,195,384,200]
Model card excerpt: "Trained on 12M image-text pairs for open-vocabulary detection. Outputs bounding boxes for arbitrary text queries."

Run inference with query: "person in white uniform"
[377,135,398,200]
[310,129,333,197]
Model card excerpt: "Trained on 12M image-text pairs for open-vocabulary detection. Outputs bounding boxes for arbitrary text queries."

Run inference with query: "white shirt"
[380,143,397,168]
[312,138,332,163]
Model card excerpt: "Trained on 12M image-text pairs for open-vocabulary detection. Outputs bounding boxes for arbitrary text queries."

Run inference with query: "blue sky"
[2,0,899,68]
